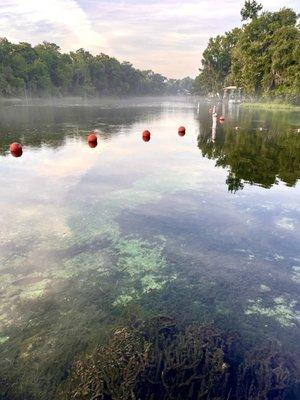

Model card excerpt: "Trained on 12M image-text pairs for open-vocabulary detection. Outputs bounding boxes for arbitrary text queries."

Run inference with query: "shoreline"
[240,102,300,111]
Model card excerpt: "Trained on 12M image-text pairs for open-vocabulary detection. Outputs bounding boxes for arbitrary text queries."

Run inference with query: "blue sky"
[0,0,299,78]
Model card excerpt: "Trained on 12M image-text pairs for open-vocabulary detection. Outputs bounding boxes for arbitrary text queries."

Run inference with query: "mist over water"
[0,97,299,398]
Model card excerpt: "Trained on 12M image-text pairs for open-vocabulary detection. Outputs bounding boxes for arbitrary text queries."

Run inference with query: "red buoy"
[9,142,23,157]
[88,141,98,148]
[178,126,186,136]
[219,115,225,121]
[142,130,151,142]
[87,132,98,144]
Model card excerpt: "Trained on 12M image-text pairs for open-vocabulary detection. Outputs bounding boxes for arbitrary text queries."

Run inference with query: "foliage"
[193,28,241,94]
[66,316,300,400]
[194,5,300,104]
[0,38,192,97]
[229,8,299,103]
[241,0,263,21]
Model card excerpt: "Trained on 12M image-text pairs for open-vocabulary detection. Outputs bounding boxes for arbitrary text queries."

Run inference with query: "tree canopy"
[193,28,241,94]
[241,0,263,21]
[0,39,192,98]
[194,4,300,104]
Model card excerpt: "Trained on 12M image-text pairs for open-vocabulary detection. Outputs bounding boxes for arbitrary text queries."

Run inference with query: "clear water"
[0,97,299,396]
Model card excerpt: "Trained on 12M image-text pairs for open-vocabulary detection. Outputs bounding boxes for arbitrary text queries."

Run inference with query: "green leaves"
[193,29,241,94]
[0,39,192,97]
[194,7,300,104]
[241,0,263,21]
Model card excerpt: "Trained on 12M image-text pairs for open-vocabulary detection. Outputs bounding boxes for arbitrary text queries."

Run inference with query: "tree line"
[193,1,300,104]
[0,38,193,97]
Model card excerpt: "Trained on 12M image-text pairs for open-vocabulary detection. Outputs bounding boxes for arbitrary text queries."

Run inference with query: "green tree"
[229,8,299,102]
[194,6,300,104]
[241,1,263,21]
[0,38,193,98]
[193,28,241,94]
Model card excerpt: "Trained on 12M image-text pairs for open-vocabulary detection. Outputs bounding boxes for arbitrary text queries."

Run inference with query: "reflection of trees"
[226,172,244,192]
[198,118,300,192]
[0,104,157,156]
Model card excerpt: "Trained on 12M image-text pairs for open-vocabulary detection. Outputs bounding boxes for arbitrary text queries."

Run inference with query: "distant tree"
[241,0,263,21]
[194,6,300,104]
[193,28,241,94]
[35,42,72,95]
[0,38,193,98]
[229,8,299,101]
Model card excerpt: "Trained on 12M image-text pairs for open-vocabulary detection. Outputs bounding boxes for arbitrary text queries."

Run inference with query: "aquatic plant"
[245,297,300,327]
[237,342,299,399]
[66,317,300,400]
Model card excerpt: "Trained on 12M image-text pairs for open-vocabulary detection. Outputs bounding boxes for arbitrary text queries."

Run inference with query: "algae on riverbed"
[66,316,300,400]
[245,296,300,327]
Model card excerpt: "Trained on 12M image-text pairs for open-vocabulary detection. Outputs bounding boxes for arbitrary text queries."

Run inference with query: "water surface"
[0,97,299,397]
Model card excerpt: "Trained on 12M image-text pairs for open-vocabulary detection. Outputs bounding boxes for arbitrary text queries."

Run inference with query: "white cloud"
[0,0,107,51]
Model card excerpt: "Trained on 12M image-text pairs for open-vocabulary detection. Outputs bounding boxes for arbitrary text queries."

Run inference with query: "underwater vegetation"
[66,316,300,400]
[245,297,300,327]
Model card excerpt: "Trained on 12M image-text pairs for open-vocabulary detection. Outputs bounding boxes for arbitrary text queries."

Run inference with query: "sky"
[0,0,299,78]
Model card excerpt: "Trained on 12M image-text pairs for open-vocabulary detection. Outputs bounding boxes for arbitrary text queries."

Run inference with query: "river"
[0,97,299,398]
